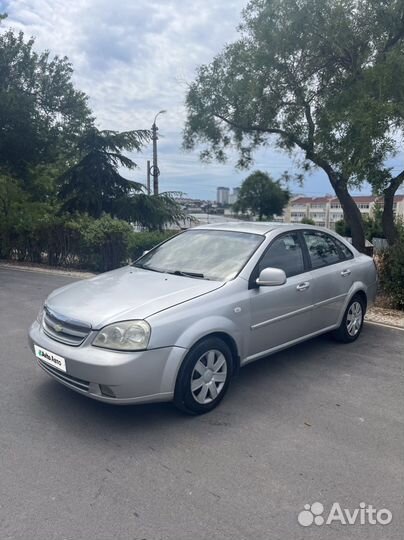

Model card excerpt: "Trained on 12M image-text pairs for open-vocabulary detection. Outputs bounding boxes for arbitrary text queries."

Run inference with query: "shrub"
[128,230,177,261]
[0,208,181,272]
[300,217,315,225]
[67,214,133,272]
[335,219,350,237]
[378,241,404,309]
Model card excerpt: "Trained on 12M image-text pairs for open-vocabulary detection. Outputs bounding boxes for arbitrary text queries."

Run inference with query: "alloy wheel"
[346,301,363,336]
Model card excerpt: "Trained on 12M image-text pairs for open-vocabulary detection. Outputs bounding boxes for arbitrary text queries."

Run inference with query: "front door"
[248,232,314,360]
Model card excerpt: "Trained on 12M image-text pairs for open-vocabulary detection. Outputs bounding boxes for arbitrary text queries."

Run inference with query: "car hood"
[46,266,224,328]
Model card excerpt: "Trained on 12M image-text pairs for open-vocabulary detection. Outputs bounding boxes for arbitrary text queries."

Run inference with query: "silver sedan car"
[29,223,377,414]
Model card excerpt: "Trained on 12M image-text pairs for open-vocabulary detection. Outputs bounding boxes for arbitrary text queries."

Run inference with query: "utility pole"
[151,110,166,196]
[146,160,151,195]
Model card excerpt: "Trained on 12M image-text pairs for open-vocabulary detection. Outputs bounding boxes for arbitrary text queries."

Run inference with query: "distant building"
[217,186,230,205]
[229,187,240,205]
[279,195,404,229]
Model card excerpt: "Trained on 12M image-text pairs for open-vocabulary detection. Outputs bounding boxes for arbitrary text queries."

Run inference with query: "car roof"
[194,221,323,235]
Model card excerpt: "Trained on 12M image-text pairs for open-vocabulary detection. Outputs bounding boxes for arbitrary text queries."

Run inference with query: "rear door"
[248,231,314,359]
[301,230,355,331]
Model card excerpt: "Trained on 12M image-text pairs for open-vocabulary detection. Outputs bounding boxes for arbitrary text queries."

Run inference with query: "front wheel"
[174,337,233,415]
[332,294,365,343]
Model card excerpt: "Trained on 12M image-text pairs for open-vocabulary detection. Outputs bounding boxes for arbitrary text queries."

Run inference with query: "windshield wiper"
[168,270,205,279]
[133,263,164,273]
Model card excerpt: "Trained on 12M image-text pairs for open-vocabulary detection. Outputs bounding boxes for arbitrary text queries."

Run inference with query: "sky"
[1,0,396,200]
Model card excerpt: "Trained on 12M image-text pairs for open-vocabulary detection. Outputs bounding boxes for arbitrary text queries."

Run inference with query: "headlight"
[92,320,151,351]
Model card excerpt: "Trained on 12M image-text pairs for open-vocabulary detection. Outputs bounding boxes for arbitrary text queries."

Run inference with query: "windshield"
[134,229,264,281]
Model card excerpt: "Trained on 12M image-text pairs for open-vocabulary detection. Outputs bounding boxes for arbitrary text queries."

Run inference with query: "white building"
[228,187,240,205]
[281,195,404,230]
[216,186,230,205]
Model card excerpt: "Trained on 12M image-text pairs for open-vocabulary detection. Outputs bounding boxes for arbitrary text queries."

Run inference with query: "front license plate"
[34,345,66,373]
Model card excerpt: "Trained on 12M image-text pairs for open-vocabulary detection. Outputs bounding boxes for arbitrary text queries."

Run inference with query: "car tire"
[174,337,233,415]
[332,294,366,343]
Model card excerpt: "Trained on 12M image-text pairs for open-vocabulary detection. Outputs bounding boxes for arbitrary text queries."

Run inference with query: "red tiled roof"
[292,197,313,204]
[292,196,333,204]
[311,197,331,203]
[292,194,404,205]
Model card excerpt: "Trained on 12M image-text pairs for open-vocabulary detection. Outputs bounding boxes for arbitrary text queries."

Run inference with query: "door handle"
[296,282,310,291]
[341,269,351,277]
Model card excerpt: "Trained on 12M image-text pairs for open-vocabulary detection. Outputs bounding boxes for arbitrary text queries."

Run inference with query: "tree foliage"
[0,28,93,182]
[233,171,290,220]
[300,217,315,225]
[58,128,151,217]
[336,205,385,241]
[184,0,404,250]
[0,25,185,267]
[58,128,186,227]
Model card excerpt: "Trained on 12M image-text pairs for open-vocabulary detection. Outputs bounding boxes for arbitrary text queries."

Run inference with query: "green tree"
[233,171,289,220]
[300,217,315,225]
[335,219,351,237]
[363,205,384,240]
[59,128,186,229]
[58,127,151,217]
[0,27,93,184]
[336,206,385,241]
[183,0,404,251]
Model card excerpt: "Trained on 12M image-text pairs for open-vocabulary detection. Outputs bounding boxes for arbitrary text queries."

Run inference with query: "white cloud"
[2,0,351,198]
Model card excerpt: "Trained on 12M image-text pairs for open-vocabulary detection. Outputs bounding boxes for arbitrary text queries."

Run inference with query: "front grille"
[42,307,91,347]
[38,358,90,392]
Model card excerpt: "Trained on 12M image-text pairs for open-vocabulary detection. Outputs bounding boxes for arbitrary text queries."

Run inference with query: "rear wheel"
[174,337,233,415]
[332,294,365,343]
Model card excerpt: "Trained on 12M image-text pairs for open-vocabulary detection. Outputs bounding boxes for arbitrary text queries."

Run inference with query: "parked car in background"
[29,223,377,414]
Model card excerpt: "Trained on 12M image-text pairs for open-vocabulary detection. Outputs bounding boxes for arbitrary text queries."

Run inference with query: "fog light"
[100,385,116,398]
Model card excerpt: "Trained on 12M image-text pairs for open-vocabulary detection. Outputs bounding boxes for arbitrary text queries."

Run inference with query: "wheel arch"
[353,289,367,310]
[178,331,241,378]
[336,285,368,328]
[200,331,240,375]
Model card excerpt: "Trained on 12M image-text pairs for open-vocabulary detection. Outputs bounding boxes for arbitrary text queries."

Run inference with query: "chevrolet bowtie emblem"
[54,324,63,333]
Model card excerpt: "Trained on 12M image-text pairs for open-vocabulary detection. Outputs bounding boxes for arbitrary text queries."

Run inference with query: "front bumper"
[28,321,187,404]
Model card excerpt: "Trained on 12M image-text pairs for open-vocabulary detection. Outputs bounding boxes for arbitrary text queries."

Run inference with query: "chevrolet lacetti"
[29,223,378,414]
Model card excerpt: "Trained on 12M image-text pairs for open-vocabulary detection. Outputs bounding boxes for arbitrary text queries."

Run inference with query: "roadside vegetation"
[0,16,184,271]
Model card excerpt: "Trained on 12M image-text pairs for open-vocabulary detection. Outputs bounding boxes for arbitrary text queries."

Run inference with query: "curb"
[0,262,95,279]
[365,320,404,332]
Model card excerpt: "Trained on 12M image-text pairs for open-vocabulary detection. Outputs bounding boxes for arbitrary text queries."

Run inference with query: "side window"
[334,237,354,260]
[259,233,305,277]
[303,231,341,269]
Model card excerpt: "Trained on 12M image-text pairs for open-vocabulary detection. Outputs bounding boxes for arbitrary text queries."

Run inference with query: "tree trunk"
[382,172,404,245]
[303,150,366,252]
[328,175,366,253]
[382,189,398,245]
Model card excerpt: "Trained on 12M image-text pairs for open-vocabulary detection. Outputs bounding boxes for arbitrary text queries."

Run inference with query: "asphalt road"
[0,267,403,540]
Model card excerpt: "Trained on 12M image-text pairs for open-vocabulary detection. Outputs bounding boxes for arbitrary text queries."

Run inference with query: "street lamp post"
[151,110,166,196]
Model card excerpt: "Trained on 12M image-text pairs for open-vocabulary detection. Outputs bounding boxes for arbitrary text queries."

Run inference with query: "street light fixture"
[150,110,166,196]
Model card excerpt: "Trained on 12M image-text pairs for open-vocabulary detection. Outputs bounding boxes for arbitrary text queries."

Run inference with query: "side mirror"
[256,267,286,287]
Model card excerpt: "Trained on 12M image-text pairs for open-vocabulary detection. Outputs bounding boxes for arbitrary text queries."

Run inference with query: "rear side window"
[259,233,305,277]
[303,231,345,269]
[334,238,354,260]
